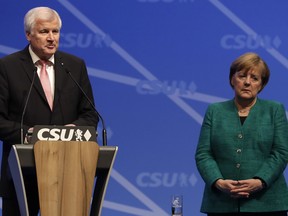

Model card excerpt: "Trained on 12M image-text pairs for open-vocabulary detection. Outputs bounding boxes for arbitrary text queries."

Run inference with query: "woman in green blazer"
[195,52,288,216]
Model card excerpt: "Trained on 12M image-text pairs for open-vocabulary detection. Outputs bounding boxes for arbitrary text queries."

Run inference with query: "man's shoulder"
[1,47,28,62]
[55,50,84,63]
[0,47,31,68]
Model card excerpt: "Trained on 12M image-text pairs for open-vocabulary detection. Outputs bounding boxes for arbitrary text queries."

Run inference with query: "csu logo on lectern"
[35,127,94,142]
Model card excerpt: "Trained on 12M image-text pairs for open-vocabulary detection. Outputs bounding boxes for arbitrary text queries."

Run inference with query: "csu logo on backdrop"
[60,33,112,48]
[31,125,97,144]
[221,34,281,50]
[136,80,197,96]
[136,172,198,188]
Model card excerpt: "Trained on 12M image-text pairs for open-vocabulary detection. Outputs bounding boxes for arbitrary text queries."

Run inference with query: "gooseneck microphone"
[61,62,107,146]
[20,67,37,144]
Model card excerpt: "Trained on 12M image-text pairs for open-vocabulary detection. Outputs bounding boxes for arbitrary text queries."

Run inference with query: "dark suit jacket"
[195,99,288,213]
[0,46,99,197]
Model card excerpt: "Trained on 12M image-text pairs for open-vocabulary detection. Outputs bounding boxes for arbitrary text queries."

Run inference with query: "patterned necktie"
[39,60,53,110]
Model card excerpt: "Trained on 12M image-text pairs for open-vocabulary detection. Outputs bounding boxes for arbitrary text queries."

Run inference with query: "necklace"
[235,98,257,115]
[238,109,250,113]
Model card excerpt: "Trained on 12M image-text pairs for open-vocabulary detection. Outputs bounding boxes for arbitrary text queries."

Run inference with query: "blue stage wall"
[1,1,288,215]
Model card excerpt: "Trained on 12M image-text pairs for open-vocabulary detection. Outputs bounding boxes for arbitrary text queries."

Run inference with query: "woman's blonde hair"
[229,52,270,93]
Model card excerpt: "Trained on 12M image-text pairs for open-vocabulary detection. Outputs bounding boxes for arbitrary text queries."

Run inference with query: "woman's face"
[231,69,263,101]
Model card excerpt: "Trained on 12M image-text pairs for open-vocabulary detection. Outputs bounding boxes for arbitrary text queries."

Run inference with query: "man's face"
[26,18,60,60]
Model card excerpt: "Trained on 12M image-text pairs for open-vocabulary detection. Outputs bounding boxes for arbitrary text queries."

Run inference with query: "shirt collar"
[29,45,55,65]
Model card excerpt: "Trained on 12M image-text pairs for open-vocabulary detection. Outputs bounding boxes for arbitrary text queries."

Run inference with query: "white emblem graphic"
[75,129,83,141]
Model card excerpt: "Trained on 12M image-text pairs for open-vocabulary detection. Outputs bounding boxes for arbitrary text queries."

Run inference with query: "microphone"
[61,62,107,146]
[20,67,37,144]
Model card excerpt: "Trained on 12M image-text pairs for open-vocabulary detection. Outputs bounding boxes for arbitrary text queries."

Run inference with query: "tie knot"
[38,60,46,65]
[37,60,52,67]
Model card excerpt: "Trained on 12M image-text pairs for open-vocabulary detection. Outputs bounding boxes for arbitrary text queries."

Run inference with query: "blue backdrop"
[1,1,288,215]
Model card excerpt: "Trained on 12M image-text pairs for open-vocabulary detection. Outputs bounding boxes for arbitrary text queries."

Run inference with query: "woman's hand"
[215,179,249,198]
[215,178,263,198]
[230,179,264,198]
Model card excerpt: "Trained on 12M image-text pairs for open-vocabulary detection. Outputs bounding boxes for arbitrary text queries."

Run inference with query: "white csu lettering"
[37,128,74,141]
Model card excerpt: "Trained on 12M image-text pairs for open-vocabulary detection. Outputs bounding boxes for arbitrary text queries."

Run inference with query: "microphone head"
[61,62,70,74]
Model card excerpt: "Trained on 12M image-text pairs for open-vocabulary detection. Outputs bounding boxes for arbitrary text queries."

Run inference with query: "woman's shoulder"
[257,98,285,108]
[207,99,234,110]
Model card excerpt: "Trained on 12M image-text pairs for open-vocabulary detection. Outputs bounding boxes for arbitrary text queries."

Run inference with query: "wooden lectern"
[8,143,118,216]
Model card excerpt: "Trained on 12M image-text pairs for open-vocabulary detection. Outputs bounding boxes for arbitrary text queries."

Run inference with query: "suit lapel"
[53,52,66,109]
[19,47,48,105]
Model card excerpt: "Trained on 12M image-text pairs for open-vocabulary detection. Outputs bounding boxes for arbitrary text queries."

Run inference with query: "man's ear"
[25,32,31,42]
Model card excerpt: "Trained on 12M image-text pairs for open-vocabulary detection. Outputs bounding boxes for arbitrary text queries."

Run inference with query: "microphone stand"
[20,67,37,144]
[64,65,107,146]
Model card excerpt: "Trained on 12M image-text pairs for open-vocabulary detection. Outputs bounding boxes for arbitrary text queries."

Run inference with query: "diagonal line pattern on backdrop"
[209,0,288,69]
[104,169,169,216]
[55,0,204,215]
[57,0,204,125]
[0,45,18,55]
[87,67,227,104]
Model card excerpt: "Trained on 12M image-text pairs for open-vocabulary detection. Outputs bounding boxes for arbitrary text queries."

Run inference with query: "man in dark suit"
[0,7,99,215]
